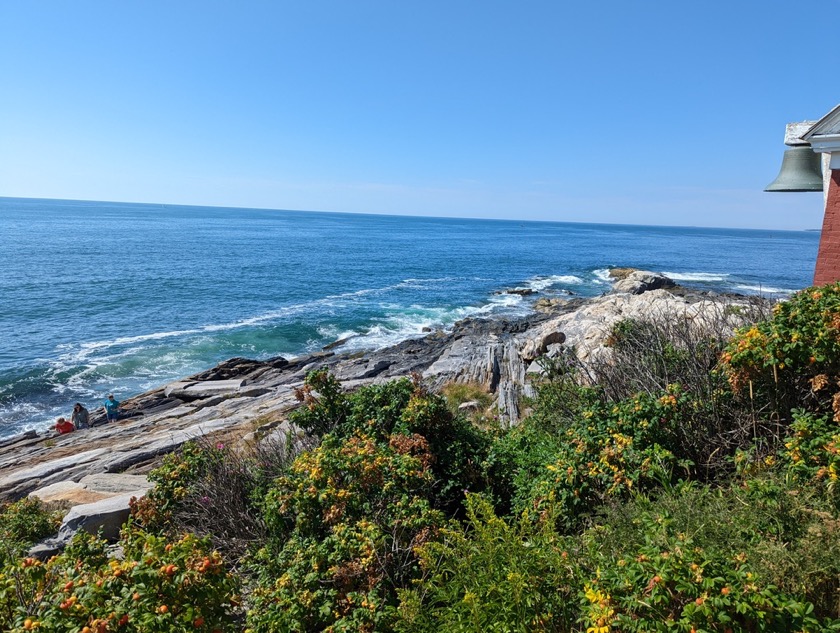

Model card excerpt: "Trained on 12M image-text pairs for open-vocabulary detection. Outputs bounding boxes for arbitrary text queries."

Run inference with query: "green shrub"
[590,477,840,623]
[131,435,303,562]
[291,368,350,437]
[0,498,61,564]
[778,409,840,503]
[131,441,227,533]
[530,330,746,479]
[484,421,567,516]
[580,510,835,633]
[396,494,577,633]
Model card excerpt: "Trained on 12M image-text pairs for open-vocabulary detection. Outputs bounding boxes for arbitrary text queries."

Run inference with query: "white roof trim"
[808,134,840,154]
[801,104,840,141]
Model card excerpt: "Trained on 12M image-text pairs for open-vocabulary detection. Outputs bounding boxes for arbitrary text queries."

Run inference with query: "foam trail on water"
[524,274,584,291]
[592,269,613,284]
[733,284,793,296]
[338,294,530,353]
[662,272,730,282]
[59,278,470,364]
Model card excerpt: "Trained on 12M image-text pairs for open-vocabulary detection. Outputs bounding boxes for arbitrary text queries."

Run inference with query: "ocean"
[0,197,820,439]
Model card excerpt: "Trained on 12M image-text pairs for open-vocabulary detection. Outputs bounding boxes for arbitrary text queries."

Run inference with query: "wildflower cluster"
[0,529,238,632]
[518,385,689,529]
[721,283,840,421]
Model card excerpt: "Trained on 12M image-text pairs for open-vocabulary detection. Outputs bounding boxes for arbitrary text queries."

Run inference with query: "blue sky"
[1,1,837,229]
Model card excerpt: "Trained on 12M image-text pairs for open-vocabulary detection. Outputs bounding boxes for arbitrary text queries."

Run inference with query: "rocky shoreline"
[0,270,766,551]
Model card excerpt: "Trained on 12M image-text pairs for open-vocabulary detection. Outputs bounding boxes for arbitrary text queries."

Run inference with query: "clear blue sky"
[1,1,836,229]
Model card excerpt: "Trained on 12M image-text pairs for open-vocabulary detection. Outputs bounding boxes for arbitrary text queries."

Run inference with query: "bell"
[765,146,823,192]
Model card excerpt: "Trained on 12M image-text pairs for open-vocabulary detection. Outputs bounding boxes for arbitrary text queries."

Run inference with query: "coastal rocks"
[611,270,676,295]
[496,288,536,296]
[57,492,140,542]
[0,274,764,518]
[534,297,566,312]
[0,430,38,450]
[28,474,151,507]
[0,448,111,500]
[165,379,247,400]
[519,331,567,363]
[607,267,638,280]
[29,491,147,560]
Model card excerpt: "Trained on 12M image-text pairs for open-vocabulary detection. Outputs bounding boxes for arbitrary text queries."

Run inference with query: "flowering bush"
[721,284,840,422]
[131,441,227,532]
[0,529,239,632]
[779,410,840,502]
[295,372,491,514]
[0,498,61,565]
[581,514,832,633]
[511,385,689,530]
[248,430,447,632]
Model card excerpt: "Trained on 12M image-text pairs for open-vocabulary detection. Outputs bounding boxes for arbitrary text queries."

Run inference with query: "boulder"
[496,288,536,296]
[607,267,638,280]
[534,298,566,313]
[612,270,676,295]
[519,330,567,363]
[57,492,140,543]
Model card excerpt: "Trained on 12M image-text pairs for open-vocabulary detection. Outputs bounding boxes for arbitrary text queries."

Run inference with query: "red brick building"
[802,105,840,285]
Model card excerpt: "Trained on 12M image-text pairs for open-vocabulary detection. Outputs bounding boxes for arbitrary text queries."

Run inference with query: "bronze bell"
[765,146,823,192]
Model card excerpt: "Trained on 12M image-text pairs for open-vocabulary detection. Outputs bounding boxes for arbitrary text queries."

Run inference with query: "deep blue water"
[0,197,820,438]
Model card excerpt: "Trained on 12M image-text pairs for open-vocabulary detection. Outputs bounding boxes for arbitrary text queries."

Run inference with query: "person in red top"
[54,417,75,434]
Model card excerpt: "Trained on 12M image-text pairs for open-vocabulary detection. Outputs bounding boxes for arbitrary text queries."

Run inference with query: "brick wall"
[813,169,840,286]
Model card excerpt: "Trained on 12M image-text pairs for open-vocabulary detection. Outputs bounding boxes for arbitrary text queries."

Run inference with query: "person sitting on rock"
[54,417,75,435]
[103,394,120,423]
[71,402,90,429]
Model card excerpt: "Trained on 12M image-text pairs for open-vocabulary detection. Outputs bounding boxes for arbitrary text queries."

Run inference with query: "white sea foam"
[317,325,359,341]
[61,278,460,362]
[400,277,456,285]
[524,274,584,291]
[338,294,530,353]
[592,269,612,284]
[733,284,794,296]
[662,272,730,282]
[484,293,526,308]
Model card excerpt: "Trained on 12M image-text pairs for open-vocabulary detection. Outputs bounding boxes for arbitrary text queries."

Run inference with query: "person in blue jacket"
[103,394,120,423]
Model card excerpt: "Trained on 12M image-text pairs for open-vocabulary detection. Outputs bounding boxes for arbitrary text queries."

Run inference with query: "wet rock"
[496,288,536,296]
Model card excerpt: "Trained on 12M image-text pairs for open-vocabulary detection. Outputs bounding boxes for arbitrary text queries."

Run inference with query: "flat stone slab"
[28,473,152,508]
[79,473,151,494]
[0,448,109,489]
[29,481,110,506]
[58,492,140,542]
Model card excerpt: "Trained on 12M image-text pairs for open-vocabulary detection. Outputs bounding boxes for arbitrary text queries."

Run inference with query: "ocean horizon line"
[0,195,820,234]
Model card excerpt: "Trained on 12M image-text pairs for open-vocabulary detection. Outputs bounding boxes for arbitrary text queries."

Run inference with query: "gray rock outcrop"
[612,270,676,294]
[3,273,767,552]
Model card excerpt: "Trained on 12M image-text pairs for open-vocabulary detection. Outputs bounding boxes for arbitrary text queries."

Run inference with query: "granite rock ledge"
[1,272,762,517]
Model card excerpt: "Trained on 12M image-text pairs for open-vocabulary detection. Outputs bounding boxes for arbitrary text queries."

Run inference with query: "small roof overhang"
[801,104,840,154]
